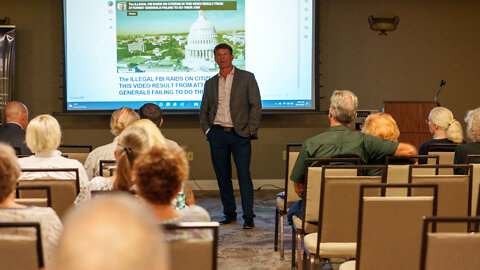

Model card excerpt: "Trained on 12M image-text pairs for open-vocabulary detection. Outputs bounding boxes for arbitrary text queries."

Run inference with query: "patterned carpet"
[194,189,342,270]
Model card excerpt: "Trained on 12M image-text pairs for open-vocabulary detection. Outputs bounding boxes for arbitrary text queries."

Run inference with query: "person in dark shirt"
[0,101,32,155]
[418,107,464,163]
[454,107,480,174]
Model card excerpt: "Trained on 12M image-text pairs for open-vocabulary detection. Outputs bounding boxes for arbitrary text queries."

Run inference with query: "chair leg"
[274,209,279,251]
[309,255,315,270]
[280,215,285,260]
[297,233,303,270]
[291,229,296,269]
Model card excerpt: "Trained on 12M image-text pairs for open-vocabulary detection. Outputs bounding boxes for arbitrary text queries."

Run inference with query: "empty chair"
[15,185,52,207]
[385,155,438,196]
[409,164,472,231]
[299,165,386,270]
[162,222,220,270]
[99,159,116,177]
[420,217,480,270]
[0,222,44,270]
[427,143,459,174]
[339,184,438,270]
[59,144,93,165]
[466,155,480,216]
[19,168,80,219]
[275,143,301,260]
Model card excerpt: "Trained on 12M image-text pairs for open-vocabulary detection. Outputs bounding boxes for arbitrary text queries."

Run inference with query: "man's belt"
[214,125,234,132]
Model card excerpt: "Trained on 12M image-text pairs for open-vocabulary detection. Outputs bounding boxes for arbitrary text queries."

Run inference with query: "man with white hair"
[0,101,32,155]
[287,90,417,222]
[53,194,168,270]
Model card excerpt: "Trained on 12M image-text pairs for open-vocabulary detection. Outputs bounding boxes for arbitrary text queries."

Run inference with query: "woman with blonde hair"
[0,143,63,268]
[418,107,464,162]
[18,114,89,195]
[132,119,167,148]
[454,107,480,174]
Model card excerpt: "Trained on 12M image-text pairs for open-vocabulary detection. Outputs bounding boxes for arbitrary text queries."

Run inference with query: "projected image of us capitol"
[116,10,244,73]
[182,10,217,71]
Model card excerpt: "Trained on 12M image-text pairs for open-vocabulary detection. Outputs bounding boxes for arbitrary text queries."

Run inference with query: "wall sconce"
[368,16,399,35]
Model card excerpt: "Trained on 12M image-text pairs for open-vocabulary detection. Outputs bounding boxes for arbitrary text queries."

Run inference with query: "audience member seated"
[418,107,464,163]
[0,101,32,155]
[75,125,151,203]
[455,107,480,174]
[133,119,196,209]
[362,112,400,142]
[53,194,167,270]
[83,107,139,179]
[139,102,181,149]
[134,146,210,240]
[0,143,62,268]
[17,114,89,197]
[362,112,414,174]
[287,90,417,224]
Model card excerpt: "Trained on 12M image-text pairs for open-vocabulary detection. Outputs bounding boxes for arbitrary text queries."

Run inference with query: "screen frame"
[61,0,321,115]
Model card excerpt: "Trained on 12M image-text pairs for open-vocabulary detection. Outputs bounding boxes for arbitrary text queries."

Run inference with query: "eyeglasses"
[425,119,432,125]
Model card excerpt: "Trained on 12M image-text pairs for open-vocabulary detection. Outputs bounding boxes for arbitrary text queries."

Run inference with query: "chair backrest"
[15,185,52,207]
[427,143,458,175]
[309,165,386,248]
[355,184,437,270]
[385,155,438,196]
[466,155,480,216]
[99,160,117,177]
[302,160,360,225]
[19,168,80,219]
[409,164,472,232]
[0,222,44,270]
[420,217,480,270]
[59,144,93,164]
[162,222,219,270]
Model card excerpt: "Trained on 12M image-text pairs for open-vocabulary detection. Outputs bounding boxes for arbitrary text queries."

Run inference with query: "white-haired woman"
[418,107,465,163]
[454,107,480,174]
[17,114,89,197]
[0,143,63,268]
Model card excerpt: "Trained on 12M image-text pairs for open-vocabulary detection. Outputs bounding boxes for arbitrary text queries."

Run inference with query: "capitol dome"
[183,10,217,71]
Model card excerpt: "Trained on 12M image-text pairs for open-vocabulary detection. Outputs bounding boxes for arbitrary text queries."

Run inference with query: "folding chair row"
[292,165,386,270]
[293,164,472,270]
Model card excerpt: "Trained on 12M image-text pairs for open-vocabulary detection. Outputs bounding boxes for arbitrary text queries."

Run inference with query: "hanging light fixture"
[368,16,399,35]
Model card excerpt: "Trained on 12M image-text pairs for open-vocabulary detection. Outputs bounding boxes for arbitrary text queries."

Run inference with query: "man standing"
[200,43,262,229]
[287,90,417,222]
[138,103,181,150]
[0,101,32,155]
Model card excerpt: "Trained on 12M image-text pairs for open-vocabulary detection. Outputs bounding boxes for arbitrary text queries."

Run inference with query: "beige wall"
[2,0,480,181]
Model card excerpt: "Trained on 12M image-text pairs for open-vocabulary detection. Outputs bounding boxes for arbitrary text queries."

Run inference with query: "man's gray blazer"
[200,68,262,138]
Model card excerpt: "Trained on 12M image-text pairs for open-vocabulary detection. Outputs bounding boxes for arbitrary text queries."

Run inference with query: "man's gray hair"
[330,90,358,124]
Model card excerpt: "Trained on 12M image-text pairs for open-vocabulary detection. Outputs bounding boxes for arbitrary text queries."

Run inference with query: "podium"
[384,101,437,149]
